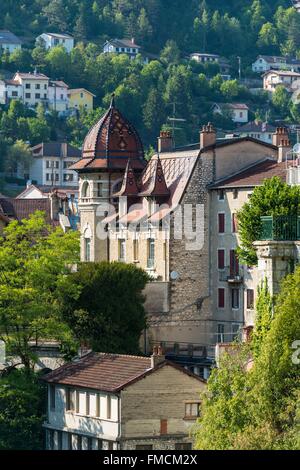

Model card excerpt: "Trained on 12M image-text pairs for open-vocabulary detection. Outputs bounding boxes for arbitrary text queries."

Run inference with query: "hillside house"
[36,33,74,53]
[0,30,22,53]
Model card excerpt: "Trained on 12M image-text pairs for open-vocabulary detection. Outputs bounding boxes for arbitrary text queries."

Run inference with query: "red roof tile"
[0,198,53,224]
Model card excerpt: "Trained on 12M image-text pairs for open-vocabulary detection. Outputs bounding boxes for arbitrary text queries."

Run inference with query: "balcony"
[260,215,300,241]
[219,267,243,284]
[150,341,214,360]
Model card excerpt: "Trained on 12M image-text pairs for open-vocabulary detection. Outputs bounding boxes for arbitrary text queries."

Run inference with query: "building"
[292,1,300,13]
[0,30,22,53]
[251,55,300,73]
[263,70,300,93]
[190,53,231,76]
[70,96,290,375]
[212,103,249,124]
[0,79,22,105]
[29,142,81,187]
[13,71,50,107]
[67,88,95,111]
[48,80,69,112]
[103,38,141,59]
[42,349,206,450]
[36,33,74,53]
[233,120,276,144]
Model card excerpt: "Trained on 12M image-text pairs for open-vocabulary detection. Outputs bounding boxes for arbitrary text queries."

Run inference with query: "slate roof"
[31,142,81,159]
[105,38,141,49]
[44,32,73,39]
[237,121,276,133]
[0,30,22,45]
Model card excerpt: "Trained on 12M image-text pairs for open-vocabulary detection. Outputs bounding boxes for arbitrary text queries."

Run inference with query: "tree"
[27,117,50,145]
[143,88,165,140]
[0,370,46,450]
[220,79,240,100]
[4,140,32,177]
[272,85,291,116]
[0,212,80,370]
[237,177,300,265]
[160,40,181,65]
[59,262,149,354]
[42,0,69,32]
[251,279,273,358]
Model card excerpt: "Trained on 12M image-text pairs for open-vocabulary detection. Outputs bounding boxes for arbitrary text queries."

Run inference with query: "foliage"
[4,140,32,177]
[251,279,273,358]
[0,369,46,450]
[194,266,300,450]
[237,177,300,265]
[0,211,80,369]
[59,262,149,354]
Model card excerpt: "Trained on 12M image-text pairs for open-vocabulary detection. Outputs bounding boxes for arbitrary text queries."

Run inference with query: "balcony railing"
[219,267,243,283]
[260,215,300,241]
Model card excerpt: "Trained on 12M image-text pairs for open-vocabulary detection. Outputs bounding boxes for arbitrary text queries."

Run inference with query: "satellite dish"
[170,271,179,281]
[293,143,300,154]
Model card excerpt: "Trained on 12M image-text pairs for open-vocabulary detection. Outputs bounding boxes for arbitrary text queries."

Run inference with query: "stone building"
[71,98,292,376]
[43,349,206,450]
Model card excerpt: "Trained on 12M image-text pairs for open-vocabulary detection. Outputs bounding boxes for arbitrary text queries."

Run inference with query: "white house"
[29,142,81,187]
[48,80,69,113]
[42,350,206,451]
[212,103,249,124]
[0,79,22,104]
[252,55,300,73]
[190,52,231,76]
[36,33,74,53]
[13,71,50,107]
[234,120,277,144]
[0,30,22,53]
[103,38,141,59]
[263,70,300,93]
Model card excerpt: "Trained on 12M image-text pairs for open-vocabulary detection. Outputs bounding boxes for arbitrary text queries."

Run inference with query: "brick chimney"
[278,138,292,163]
[200,123,216,149]
[151,345,166,368]
[158,130,173,153]
[272,127,289,147]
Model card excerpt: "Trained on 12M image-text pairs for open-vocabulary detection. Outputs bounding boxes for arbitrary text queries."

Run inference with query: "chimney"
[78,341,92,358]
[158,130,173,153]
[242,326,253,343]
[272,127,289,147]
[151,345,165,368]
[278,138,292,162]
[200,123,216,149]
[131,37,135,45]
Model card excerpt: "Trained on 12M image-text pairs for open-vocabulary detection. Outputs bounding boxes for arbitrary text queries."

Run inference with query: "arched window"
[83,226,92,262]
[81,181,90,198]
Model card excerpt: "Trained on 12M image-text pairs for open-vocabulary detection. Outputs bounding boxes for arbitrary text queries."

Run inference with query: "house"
[103,38,141,59]
[212,103,249,124]
[252,55,300,73]
[36,33,74,53]
[67,88,95,111]
[13,71,50,107]
[0,30,22,53]
[70,96,290,375]
[292,1,300,12]
[190,53,231,76]
[48,80,69,113]
[42,348,206,450]
[263,70,300,93]
[0,79,22,105]
[29,142,81,187]
[235,120,276,144]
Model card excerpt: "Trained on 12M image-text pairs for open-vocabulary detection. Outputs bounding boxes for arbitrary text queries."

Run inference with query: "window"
[160,419,168,435]
[107,395,111,420]
[87,437,93,450]
[64,173,74,182]
[50,385,56,410]
[25,83,31,89]
[97,182,103,197]
[240,112,243,118]
[217,324,225,343]
[44,84,47,90]
[36,83,40,89]
[108,442,114,450]
[233,189,239,199]
[218,288,225,309]
[81,181,90,198]
[230,250,239,277]
[60,94,64,100]
[118,239,126,262]
[12,91,18,97]
[218,249,225,270]
[66,389,76,411]
[68,433,73,450]
[48,429,55,450]
[218,189,225,201]
[25,93,31,99]
[136,445,153,450]
[218,213,225,233]
[175,443,192,450]
[85,238,91,262]
[57,431,63,450]
[133,239,139,262]
[77,435,82,451]
[96,394,100,418]
[55,161,59,169]
[185,402,200,418]
[35,93,40,99]
[247,289,254,309]
[147,238,155,269]
[232,288,240,309]
[98,439,103,450]
[55,173,59,181]
[80,93,83,98]
[232,213,238,233]
[86,393,90,416]
[46,173,50,181]
[44,93,47,99]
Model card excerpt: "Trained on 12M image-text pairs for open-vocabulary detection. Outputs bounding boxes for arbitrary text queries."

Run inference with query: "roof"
[49,80,69,88]
[0,198,53,224]
[31,142,81,159]
[68,88,96,97]
[43,32,73,39]
[0,30,22,45]
[105,38,141,49]
[256,55,286,64]
[14,72,49,80]
[237,121,276,133]
[228,103,249,110]
[71,95,146,172]
[263,70,300,77]
[0,79,21,87]
[210,159,287,189]
[16,184,78,199]
[42,352,205,392]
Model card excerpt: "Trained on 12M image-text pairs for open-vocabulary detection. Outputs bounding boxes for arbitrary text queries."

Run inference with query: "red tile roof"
[210,159,287,188]
[0,198,53,224]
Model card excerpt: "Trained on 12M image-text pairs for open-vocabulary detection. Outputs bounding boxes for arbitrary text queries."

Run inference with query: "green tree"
[272,85,291,116]
[4,140,32,177]
[252,279,273,358]
[59,262,149,354]
[0,212,80,370]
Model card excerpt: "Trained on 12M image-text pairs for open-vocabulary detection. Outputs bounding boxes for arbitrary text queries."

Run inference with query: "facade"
[29,142,81,187]
[263,70,300,93]
[36,33,74,53]
[190,53,230,76]
[13,72,50,107]
[234,121,276,144]
[103,38,141,59]
[0,30,22,53]
[43,350,206,450]
[252,55,300,73]
[48,80,69,112]
[71,97,291,375]
[68,88,95,110]
[212,103,249,124]
[0,79,22,105]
